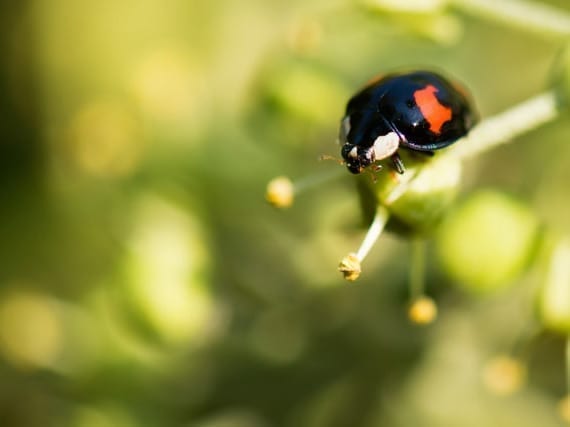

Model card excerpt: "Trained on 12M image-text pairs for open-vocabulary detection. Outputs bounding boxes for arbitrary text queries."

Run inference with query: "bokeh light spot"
[364,0,445,13]
[539,239,570,333]
[437,191,539,292]
[482,355,526,396]
[68,100,141,177]
[408,296,438,325]
[131,48,202,124]
[125,195,219,345]
[249,308,306,364]
[72,404,135,427]
[559,394,570,423]
[0,291,63,370]
[286,18,323,53]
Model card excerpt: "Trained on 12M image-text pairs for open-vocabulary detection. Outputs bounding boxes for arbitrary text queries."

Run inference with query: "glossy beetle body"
[339,71,476,174]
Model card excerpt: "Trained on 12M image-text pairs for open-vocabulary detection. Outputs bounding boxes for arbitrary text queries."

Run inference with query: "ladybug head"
[341,143,374,174]
[340,132,402,174]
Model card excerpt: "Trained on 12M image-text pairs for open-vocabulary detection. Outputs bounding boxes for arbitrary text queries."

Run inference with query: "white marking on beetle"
[342,116,351,137]
[348,146,358,159]
[372,132,400,160]
[338,116,351,144]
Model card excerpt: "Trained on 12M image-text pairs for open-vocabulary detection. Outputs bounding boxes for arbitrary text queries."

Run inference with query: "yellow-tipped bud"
[408,296,437,325]
[558,394,570,423]
[482,355,526,396]
[338,253,361,281]
[286,18,323,54]
[266,176,294,208]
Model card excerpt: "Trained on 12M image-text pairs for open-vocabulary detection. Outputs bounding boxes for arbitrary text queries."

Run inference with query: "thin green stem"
[384,169,419,205]
[379,91,560,208]
[444,90,560,161]
[567,334,570,403]
[356,205,390,261]
[410,238,427,299]
[451,0,570,38]
[293,166,345,193]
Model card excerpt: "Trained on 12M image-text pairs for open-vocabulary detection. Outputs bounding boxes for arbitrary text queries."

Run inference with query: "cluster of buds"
[265,42,570,418]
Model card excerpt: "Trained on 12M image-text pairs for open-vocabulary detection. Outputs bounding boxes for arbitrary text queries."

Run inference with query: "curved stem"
[378,91,560,209]
[451,0,570,38]
[567,334,570,405]
[410,238,427,299]
[444,90,559,160]
[293,166,345,193]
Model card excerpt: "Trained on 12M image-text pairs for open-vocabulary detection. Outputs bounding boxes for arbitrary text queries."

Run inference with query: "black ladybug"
[339,71,476,174]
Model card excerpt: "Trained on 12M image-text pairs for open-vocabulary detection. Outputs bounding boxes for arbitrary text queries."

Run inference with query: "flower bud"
[552,41,570,110]
[482,355,526,396]
[363,0,446,13]
[262,61,349,126]
[357,150,462,235]
[408,296,438,325]
[559,395,570,424]
[338,253,362,281]
[436,191,539,293]
[537,237,570,334]
[362,0,461,45]
[266,176,294,208]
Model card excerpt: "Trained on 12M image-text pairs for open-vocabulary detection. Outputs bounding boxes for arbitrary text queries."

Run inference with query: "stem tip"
[338,253,362,281]
[408,296,438,325]
[266,176,294,208]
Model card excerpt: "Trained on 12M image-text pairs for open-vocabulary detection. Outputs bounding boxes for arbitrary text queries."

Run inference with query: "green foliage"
[0,0,569,426]
[436,190,540,293]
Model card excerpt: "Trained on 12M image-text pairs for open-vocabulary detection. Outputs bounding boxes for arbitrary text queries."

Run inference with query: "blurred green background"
[1,0,569,426]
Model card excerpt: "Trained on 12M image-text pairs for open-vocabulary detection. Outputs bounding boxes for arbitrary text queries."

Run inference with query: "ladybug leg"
[371,163,383,173]
[391,152,406,174]
[367,163,383,183]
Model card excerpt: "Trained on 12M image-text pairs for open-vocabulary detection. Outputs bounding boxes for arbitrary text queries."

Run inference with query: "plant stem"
[293,166,345,193]
[410,238,427,299]
[266,167,345,208]
[567,334,570,405]
[356,205,390,261]
[444,90,560,161]
[451,0,570,38]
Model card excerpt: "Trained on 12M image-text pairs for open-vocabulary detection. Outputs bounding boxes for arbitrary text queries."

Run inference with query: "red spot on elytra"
[413,85,452,134]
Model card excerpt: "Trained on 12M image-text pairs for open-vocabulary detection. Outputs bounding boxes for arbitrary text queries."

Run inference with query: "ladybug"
[339,71,476,174]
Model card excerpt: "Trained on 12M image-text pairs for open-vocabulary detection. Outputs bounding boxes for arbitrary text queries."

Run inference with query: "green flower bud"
[118,194,218,347]
[263,61,349,126]
[362,0,462,45]
[363,0,447,13]
[436,191,540,293]
[552,41,570,111]
[357,150,462,235]
[537,237,570,334]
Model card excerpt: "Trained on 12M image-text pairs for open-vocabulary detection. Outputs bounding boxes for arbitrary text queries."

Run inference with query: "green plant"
[267,0,570,420]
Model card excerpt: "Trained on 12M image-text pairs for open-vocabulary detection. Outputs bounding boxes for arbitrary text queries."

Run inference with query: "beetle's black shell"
[344,71,476,152]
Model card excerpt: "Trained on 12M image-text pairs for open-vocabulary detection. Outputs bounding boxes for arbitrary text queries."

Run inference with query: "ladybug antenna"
[266,168,345,209]
[318,154,344,165]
